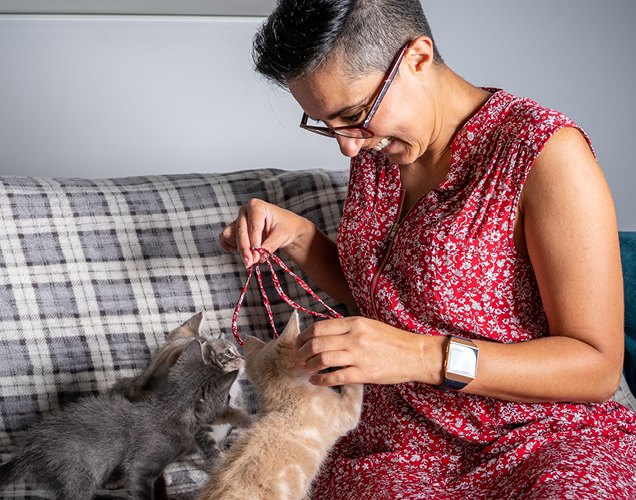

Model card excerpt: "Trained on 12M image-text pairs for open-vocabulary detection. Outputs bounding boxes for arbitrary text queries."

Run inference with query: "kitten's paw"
[222,429,239,450]
[234,409,254,428]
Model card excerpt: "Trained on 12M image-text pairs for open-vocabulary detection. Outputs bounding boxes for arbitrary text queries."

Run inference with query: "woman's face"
[288,46,435,166]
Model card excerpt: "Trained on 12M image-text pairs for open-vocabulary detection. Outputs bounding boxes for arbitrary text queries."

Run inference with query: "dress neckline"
[437,88,504,196]
[394,88,506,219]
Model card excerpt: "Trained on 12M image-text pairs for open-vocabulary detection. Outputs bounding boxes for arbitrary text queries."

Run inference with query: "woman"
[220,0,636,498]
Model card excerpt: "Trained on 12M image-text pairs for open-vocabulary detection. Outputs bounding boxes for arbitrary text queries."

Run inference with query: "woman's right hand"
[220,199,355,306]
[219,199,312,268]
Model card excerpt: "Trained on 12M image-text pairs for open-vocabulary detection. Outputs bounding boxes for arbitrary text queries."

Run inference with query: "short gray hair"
[253,0,443,88]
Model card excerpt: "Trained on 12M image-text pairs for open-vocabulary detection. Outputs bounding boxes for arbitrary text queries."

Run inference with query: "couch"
[0,168,634,499]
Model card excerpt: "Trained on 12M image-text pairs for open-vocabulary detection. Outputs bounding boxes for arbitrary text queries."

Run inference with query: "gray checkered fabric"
[0,168,351,500]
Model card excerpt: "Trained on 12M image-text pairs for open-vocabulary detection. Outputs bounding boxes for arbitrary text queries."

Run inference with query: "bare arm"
[298,128,624,404]
[464,126,624,402]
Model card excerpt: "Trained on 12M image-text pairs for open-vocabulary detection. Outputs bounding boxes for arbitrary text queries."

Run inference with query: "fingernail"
[243,257,250,268]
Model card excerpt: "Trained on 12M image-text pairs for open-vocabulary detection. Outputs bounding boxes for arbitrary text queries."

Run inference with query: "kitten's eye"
[224,349,235,358]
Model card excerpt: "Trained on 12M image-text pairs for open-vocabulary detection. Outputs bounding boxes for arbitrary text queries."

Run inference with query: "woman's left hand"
[293,316,445,386]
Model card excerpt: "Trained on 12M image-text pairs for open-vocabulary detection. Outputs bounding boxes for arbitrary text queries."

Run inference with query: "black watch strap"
[433,377,469,392]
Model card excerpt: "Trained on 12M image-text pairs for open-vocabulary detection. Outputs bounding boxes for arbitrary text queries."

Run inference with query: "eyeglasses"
[299,42,411,139]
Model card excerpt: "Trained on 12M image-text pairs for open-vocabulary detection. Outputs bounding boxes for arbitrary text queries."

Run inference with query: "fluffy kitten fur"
[198,312,364,500]
[111,312,252,456]
[112,313,243,401]
[0,340,237,500]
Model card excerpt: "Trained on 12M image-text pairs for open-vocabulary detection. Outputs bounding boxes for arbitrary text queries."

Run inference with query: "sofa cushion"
[0,169,350,500]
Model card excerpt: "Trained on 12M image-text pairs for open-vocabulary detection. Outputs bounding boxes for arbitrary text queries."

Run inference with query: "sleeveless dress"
[313,90,636,500]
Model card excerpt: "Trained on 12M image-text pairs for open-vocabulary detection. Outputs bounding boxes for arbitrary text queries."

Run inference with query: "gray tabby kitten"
[111,312,252,458]
[0,339,238,500]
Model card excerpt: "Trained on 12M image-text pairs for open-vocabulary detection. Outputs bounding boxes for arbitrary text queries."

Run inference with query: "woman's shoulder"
[486,89,579,144]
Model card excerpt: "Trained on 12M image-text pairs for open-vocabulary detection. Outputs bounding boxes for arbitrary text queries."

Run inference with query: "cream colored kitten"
[198,312,363,500]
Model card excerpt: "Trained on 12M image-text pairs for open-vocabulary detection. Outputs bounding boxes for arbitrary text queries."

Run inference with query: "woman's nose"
[335,135,366,157]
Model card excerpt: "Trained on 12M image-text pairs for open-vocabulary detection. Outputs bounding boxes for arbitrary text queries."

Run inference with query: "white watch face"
[447,343,478,378]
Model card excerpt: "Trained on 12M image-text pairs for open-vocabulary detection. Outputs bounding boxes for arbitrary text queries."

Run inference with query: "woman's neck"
[419,66,491,171]
[399,67,492,216]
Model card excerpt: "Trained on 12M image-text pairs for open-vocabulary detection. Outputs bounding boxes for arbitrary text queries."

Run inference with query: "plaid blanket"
[0,169,350,500]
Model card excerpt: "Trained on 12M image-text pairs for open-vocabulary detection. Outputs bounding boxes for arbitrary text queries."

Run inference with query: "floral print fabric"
[314,90,636,499]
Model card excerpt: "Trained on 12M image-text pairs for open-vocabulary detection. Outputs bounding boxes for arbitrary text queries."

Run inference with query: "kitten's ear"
[244,335,266,361]
[208,330,223,340]
[177,339,205,366]
[169,312,204,340]
[277,311,300,345]
[216,369,240,392]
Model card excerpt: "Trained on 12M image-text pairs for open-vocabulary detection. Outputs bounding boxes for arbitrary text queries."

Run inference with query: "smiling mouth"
[372,137,394,152]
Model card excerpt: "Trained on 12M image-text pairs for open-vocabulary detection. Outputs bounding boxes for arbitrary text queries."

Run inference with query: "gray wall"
[0,1,634,230]
[0,0,277,16]
[0,15,346,176]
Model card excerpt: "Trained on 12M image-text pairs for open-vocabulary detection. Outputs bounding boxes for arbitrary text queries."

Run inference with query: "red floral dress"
[313,90,636,499]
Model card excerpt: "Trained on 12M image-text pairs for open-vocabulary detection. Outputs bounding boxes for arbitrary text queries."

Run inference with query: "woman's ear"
[404,36,436,78]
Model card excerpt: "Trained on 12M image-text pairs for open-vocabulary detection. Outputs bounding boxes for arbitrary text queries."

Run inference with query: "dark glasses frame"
[299,41,412,139]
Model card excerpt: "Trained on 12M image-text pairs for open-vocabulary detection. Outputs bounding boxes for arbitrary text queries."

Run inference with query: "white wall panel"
[0,15,349,177]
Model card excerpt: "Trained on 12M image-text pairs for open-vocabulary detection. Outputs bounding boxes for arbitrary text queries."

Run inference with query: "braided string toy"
[231,247,343,345]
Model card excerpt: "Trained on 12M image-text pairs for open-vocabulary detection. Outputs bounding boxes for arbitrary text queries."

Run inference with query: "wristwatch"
[433,335,479,391]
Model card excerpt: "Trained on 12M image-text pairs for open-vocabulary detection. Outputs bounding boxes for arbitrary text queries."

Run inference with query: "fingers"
[295,320,362,386]
[219,199,283,268]
[218,215,261,267]
[293,317,423,387]
[309,366,363,386]
[294,316,346,350]
[237,201,267,267]
[303,341,352,374]
[218,223,238,254]
[295,319,356,373]
[294,318,340,357]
